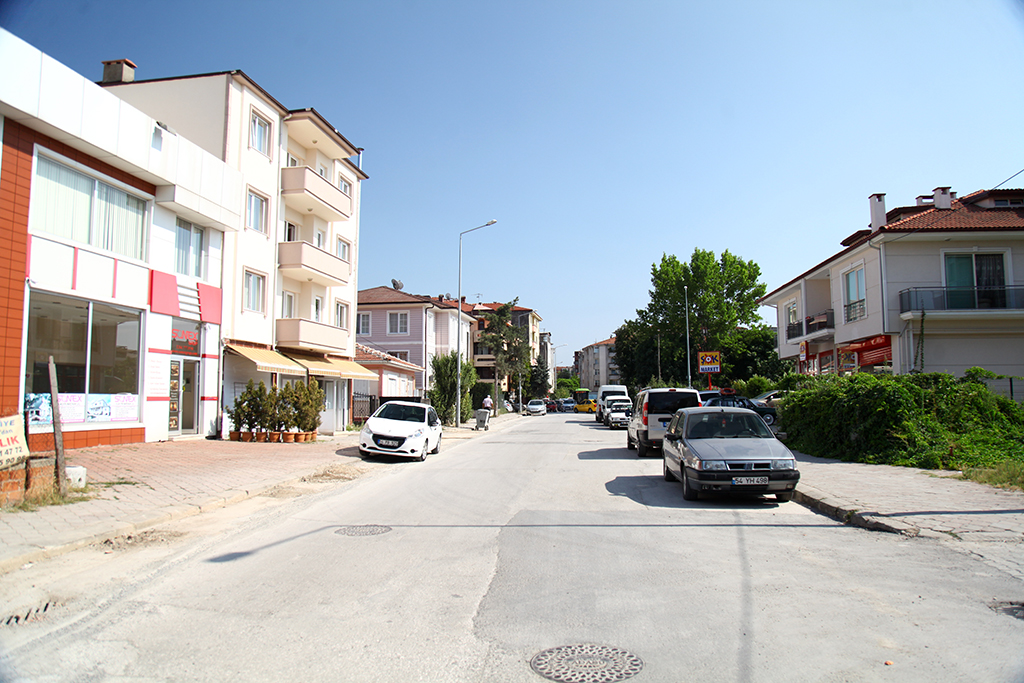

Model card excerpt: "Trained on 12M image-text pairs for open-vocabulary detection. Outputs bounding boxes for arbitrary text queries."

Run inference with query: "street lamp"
[456,219,497,427]
[685,285,692,387]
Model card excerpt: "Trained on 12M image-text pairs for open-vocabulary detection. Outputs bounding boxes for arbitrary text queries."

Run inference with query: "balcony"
[786,309,834,341]
[280,166,352,222]
[278,241,349,287]
[276,318,349,355]
[899,286,1024,314]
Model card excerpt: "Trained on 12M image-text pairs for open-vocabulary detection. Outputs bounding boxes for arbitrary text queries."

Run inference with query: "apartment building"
[471,302,543,392]
[101,63,374,432]
[578,337,620,390]
[761,187,1024,378]
[0,30,241,449]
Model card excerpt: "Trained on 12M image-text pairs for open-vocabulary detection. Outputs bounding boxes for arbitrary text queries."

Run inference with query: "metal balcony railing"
[786,321,803,340]
[899,286,1024,313]
[805,309,834,334]
[844,299,866,323]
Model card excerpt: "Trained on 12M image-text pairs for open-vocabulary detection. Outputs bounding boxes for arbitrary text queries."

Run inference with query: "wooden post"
[47,356,67,496]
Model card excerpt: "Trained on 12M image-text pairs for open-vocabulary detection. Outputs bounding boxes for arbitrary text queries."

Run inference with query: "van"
[595,384,629,423]
[627,387,701,457]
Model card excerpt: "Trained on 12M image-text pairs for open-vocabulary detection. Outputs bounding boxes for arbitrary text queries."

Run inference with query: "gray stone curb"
[795,484,920,537]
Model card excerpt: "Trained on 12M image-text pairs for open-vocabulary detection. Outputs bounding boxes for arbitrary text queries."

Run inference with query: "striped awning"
[286,355,377,380]
[225,344,305,374]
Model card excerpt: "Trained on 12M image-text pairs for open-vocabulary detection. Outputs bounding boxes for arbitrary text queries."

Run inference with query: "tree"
[428,351,478,424]
[477,299,530,405]
[719,325,793,383]
[528,353,551,399]
[617,249,767,390]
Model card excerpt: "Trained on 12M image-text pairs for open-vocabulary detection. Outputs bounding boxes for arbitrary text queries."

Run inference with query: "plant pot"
[268,431,281,443]
[282,432,296,443]
[255,432,268,442]
[229,431,240,441]
[298,432,309,442]
[240,432,254,442]
[309,430,317,442]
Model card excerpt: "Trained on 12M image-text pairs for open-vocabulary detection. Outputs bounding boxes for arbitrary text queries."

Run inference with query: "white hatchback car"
[359,401,442,461]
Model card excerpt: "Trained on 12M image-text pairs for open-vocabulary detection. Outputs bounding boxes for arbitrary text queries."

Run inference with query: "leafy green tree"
[478,299,530,406]
[428,351,478,424]
[528,354,552,399]
[719,325,793,383]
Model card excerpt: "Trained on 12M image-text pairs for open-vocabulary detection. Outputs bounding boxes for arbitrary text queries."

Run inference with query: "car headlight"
[410,428,424,439]
[771,459,796,470]
[360,426,373,438]
[696,460,727,471]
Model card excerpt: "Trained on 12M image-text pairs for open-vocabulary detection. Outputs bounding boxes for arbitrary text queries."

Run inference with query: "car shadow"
[606,474,788,510]
[577,446,636,460]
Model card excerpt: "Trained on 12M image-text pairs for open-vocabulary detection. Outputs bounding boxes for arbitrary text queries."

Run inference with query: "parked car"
[359,401,442,461]
[602,397,632,426]
[699,390,720,404]
[662,406,800,502]
[545,398,558,413]
[595,384,629,423]
[627,387,702,457]
[703,395,778,426]
[560,398,575,412]
[605,400,632,429]
[526,399,547,416]
[752,390,787,408]
[574,399,597,414]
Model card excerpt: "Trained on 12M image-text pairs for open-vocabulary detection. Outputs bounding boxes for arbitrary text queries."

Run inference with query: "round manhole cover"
[335,525,392,537]
[530,644,643,683]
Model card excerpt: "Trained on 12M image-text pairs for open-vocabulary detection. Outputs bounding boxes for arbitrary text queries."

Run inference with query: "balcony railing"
[844,299,866,323]
[278,241,350,287]
[785,309,834,341]
[280,166,352,222]
[276,318,348,354]
[899,286,1024,313]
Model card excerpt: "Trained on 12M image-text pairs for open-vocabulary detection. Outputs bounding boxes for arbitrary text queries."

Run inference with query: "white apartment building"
[0,29,241,448]
[578,337,620,391]
[102,65,374,433]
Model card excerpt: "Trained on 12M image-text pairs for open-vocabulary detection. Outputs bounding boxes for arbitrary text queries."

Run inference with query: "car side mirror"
[664,432,679,441]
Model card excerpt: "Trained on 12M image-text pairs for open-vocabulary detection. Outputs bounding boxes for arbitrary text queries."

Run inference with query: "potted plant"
[267,385,281,442]
[238,380,257,441]
[296,378,324,440]
[279,382,297,442]
[252,381,270,442]
[226,396,243,441]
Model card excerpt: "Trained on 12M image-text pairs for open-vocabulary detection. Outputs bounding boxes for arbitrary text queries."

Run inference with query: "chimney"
[933,186,952,210]
[101,59,136,84]
[869,193,887,229]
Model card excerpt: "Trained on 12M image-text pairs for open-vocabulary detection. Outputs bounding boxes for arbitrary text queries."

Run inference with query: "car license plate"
[379,439,399,447]
[732,476,769,485]
[661,420,670,427]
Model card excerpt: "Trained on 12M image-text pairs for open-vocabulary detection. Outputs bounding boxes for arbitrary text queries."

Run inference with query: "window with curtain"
[357,312,370,335]
[945,253,1006,309]
[335,301,348,328]
[843,267,866,322]
[388,311,408,335]
[247,191,267,233]
[244,271,265,312]
[175,218,204,278]
[32,155,147,260]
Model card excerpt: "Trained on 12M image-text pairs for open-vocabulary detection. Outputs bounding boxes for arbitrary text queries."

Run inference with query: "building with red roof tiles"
[471,302,545,394]
[760,187,1024,381]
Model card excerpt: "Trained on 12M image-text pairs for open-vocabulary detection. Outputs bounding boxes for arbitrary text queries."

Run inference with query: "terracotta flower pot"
[255,432,268,443]
[297,432,308,442]
[240,432,254,442]
[269,431,281,443]
[282,432,296,443]
[229,431,240,442]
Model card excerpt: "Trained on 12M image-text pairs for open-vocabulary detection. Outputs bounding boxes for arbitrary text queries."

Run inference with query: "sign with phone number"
[699,351,721,374]
[0,414,30,470]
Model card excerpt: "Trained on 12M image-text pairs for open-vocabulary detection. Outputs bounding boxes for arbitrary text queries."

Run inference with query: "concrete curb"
[795,484,921,537]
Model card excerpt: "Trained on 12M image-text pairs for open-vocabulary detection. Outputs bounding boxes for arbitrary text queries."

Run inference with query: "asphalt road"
[3,413,1022,682]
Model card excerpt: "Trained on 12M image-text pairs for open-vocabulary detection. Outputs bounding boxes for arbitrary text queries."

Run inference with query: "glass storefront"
[24,291,141,426]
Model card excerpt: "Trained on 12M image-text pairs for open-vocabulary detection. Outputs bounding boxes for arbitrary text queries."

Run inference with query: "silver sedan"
[662,406,800,502]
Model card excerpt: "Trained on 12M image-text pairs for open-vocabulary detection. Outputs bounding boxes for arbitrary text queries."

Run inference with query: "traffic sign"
[699,351,721,374]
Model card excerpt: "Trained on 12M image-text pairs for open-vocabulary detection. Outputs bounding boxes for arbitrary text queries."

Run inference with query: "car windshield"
[529,400,544,406]
[376,403,426,422]
[686,412,773,439]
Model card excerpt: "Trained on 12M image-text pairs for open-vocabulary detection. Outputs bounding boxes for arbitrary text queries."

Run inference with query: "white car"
[526,399,547,416]
[359,401,442,461]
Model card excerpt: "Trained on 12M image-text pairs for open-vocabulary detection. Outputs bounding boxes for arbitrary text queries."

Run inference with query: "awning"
[225,344,305,374]
[286,355,377,380]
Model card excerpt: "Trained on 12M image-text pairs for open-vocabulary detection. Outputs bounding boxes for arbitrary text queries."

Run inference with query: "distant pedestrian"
[482,395,493,414]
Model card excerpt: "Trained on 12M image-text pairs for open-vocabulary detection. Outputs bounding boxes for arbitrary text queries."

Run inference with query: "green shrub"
[745,375,772,398]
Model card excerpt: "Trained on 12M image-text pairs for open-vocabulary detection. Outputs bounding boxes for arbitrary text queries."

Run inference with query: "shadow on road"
[606,474,790,511]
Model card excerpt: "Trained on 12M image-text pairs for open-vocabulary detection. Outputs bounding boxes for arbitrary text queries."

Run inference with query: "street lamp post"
[685,285,692,387]
[456,220,497,427]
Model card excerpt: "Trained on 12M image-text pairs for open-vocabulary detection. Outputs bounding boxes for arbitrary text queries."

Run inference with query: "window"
[285,222,297,242]
[174,218,204,278]
[318,165,328,178]
[315,230,325,249]
[314,296,323,322]
[391,350,410,362]
[357,312,370,335]
[785,302,798,325]
[250,111,271,156]
[246,191,268,233]
[282,291,295,319]
[31,155,147,260]
[388,311,409,335]
[335,301,348,328]
[945,252,1006,309]
[286,154,303,168]
[994,198,1023,207]
[843,266,866,322]
[336,237,350,261]
[243,271,265,312]
[338,175,352,195]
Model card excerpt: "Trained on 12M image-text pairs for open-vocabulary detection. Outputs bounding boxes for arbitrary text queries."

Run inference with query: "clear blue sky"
[4,0,1024,364]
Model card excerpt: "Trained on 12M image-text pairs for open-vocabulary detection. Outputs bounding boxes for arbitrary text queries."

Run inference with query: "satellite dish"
[391,279,404,290]
[445,292,451,300]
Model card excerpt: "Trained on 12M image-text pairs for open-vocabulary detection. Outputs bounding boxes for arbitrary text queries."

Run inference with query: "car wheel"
[430,434,441,454]
[682,471,699,501]
[637,439,648,458]
[627,433,636,450]
[663,458,674,481]
[775,491,793,503]
[595,413,601,423]
[762,413,776,426]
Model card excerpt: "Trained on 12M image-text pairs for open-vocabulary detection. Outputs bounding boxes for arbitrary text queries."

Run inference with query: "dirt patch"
[259,486,305,498]
[101,529,188,551]
[301,463,370,483]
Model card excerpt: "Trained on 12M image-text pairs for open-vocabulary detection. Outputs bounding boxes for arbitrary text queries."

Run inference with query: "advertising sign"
[0,414,30,470]
[699,351,721,374]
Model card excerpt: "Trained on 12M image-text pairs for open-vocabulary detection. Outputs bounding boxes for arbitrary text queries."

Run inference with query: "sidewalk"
[2,414,1022,579]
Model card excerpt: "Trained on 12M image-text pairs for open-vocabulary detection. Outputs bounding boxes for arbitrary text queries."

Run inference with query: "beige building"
[761,187,1024,379]
[578,337,620,390]
[101,64,374,433]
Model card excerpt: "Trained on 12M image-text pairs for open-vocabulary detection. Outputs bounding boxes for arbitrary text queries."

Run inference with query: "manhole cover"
[990,601,1024,620]
[335,525,392,537]
[530,644,643,683]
